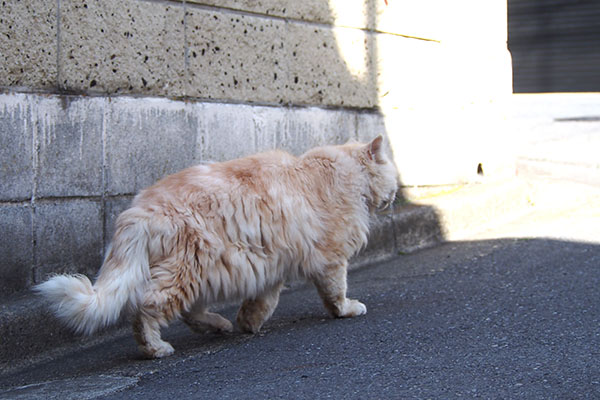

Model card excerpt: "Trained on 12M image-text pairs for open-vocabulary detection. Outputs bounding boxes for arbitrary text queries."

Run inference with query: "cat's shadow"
[165,283,329,354]
[164,309,332,356]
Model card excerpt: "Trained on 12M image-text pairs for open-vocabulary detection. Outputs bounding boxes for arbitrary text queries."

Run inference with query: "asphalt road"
[1,235,599,399]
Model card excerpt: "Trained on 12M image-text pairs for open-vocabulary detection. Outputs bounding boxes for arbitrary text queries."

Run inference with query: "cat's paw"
[236,315,263,334]
[141,341,175,359]
[216,318,234,333]
[342,299,367,317]
[183,312,233,334]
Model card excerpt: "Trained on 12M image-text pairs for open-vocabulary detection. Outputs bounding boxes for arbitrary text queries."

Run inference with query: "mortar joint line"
[0,87,381,113]
[183,0,189,98]
[56,0,62,91]
[101,100,109,252]
[147,0,440,42]
[31,98,41,284]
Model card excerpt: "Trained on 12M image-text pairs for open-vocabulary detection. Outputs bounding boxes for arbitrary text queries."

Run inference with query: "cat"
[35,135,399,358]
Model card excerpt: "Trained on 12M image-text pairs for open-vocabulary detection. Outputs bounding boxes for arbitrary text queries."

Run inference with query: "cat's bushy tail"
[34,208,151,335]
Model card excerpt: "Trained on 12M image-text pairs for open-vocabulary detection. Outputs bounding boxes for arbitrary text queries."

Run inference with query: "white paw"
[344,299,367,317]
[143,341,175,359]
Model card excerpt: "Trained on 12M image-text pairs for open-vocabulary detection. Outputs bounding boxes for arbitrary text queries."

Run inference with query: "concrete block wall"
[0,93,385,296]
[0,0,512,296]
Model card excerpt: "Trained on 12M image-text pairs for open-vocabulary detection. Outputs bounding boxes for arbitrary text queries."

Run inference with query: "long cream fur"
[35,136,399,358]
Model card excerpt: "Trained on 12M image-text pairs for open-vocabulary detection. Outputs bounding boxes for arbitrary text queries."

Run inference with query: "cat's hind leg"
[132,310,174,358]
[236,282,284,333]
[132,272,189,358]
[182,301,233,334]
[312,261,367,318]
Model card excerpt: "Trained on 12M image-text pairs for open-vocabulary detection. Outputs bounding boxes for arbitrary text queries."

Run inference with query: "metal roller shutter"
[508,0,600,93]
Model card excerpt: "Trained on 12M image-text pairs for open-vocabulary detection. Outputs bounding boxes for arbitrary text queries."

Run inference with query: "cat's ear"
[365,135,384,163]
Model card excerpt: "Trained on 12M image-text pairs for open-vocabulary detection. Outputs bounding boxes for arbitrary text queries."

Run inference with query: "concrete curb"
[0,178,530,373]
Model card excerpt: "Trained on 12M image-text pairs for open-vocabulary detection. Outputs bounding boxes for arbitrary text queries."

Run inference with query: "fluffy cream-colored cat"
[36,136,399,358]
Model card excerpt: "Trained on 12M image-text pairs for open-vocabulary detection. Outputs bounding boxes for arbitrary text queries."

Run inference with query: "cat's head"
[356,136,400,211]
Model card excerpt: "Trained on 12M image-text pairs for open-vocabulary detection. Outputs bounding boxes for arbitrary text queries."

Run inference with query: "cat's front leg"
[312,262,367,318]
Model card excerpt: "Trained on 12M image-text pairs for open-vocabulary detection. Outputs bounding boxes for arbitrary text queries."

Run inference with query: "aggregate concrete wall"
[1,0,379,107]
[0,0,512,295]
